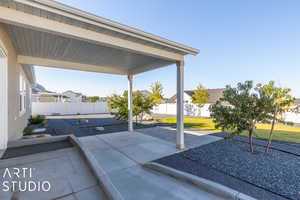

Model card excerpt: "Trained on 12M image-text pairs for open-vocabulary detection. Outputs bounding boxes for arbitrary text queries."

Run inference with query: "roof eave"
[15,0,199,56]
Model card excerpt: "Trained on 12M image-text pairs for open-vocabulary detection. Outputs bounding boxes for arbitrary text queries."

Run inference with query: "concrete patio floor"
[78,127,224,200]
[0,146,107,200]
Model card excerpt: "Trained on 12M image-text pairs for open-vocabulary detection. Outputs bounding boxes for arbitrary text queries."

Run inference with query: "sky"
[35,0,300,98]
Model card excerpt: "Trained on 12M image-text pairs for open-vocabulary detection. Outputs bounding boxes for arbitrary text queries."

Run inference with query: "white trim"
[0,48,8,150]
[19,70,27,116]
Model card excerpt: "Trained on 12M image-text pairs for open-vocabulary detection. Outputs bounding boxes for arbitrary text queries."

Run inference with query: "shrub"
[23,125,34,136]
[29,115,46,125]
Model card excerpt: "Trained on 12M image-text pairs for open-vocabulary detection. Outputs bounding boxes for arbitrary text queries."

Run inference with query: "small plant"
[40,120,47,127]
[23,125,34,136]
[77,112,81,115]
[29,115,46,125]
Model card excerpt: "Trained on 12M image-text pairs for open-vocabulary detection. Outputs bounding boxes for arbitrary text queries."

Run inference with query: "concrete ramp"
[79,130,230,200]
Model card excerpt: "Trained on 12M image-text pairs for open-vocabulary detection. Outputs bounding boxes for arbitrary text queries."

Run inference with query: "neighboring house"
[63,90,83,103]
[294,99,300,113]
[32,92,70,102]
[32,84,70,102]
[168,88,226,104]
[154,88,225,117]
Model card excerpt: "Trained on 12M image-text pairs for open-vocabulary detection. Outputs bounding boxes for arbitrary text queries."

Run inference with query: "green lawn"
[159,117,300,143]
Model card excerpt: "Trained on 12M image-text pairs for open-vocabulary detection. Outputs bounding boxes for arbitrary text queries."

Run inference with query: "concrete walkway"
[0,147,107,200]
[79,128,224,200]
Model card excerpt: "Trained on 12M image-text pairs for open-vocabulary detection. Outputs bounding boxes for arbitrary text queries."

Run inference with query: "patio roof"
[0,0,199,76]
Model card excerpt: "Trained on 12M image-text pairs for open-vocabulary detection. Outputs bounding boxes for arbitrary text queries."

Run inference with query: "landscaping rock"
[95,127,105,131]
[156,139,300,200]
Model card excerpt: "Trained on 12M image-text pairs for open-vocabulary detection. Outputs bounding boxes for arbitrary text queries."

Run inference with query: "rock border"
[144,162,257,200]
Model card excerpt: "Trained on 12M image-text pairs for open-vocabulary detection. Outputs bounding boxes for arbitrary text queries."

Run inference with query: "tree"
[257,81,295,154]
[150,82,164,105]
[87,96,100,103]
[107,91,154,123]
[210,81,267,153]
[192,84,209,116]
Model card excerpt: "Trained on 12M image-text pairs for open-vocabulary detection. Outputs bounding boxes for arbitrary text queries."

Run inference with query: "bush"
[28,115,46,125]
[23,125,34,136]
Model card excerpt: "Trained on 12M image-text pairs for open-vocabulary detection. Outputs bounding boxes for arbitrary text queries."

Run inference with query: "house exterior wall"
[63,91,82,103]
[0,24,32,143]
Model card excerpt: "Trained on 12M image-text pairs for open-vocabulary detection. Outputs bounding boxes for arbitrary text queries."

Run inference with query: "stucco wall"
[0,23,31,141]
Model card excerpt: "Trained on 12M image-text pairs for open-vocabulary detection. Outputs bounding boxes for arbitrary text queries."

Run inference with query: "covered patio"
[0,0,199,149]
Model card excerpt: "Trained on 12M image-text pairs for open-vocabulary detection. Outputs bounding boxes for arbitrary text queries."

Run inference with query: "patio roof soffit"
[13,0,199,56]
[18,55,127,75]
[0,6,183,62]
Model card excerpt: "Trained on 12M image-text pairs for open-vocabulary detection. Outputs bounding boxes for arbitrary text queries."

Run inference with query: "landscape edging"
[144,162,257,200]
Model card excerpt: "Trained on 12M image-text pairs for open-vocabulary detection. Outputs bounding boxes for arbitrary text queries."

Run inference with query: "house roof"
[0,0,199,76]
[168,88,226,104]
[14,0,199,56]
[63,90,83,97]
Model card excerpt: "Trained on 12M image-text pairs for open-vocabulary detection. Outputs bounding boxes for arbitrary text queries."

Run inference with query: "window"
[19,73,27,115]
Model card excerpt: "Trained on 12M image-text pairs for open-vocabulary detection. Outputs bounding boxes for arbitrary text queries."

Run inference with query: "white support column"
[128,74,133,132]
[176,60,185,149]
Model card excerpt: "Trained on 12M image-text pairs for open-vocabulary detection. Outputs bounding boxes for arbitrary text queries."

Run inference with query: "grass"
[159,117,300,143]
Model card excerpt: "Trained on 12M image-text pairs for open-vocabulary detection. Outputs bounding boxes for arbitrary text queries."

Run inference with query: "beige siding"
[0,23,31,141]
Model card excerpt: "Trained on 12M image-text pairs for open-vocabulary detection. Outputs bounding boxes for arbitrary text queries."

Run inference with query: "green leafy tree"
[192,84,209,116]
[87,96,100,103]
[210,81,267,153]
[150,82,164,105]
[257,81,295,154]
[108,91,154,123]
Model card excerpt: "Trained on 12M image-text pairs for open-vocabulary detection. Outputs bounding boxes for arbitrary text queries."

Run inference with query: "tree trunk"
[264,110,277,155]
[249,127,254,153]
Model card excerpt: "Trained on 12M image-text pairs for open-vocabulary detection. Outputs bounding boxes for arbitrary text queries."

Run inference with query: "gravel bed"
[45,118,160,137]
[155,139,300,200]
[212,132,300,156]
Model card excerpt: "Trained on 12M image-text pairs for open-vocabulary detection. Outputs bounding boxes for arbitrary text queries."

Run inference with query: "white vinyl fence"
[153,104,300,123]
[284,112,300,124]
[32,102,109,115]
[152,103,211,117]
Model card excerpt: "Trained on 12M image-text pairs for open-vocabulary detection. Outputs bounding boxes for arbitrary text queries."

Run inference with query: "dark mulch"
[45,117,164,137]
[212,132,300,156]
[155,139,300,200]
[1,141,73,159]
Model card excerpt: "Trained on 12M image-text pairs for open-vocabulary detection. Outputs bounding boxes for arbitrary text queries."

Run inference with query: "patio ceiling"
[0,0,199,75]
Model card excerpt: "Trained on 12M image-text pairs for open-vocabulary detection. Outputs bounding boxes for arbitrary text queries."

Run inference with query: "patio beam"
[176,60,185,149]
[17,55,126,75]
[0,6,183,62]
[128,75,133,132]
